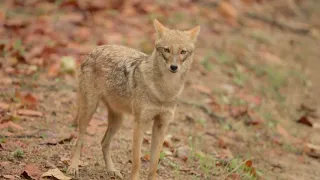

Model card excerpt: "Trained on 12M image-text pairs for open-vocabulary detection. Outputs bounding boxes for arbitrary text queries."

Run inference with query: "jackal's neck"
[144,50,187,101]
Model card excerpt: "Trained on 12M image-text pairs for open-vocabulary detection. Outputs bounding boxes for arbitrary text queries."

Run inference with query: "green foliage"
[227,158,259,180]
[13,149,24,158]
[13,39,26,56]
[214,51,234,66]
[198,154,215,178]
[159,151,165,161]
[200,52,214,71]
[250,30,273,45]
[264,67,287,90]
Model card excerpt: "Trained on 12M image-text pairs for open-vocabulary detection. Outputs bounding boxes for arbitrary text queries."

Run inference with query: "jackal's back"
[79,45,148,112]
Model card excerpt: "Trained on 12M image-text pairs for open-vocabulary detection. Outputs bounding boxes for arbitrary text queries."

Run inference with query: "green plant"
[214,51,234,66]
[13,149,24,158]
[282,143,301,154]
[198,154,215,178]
[196,118,207,127]
[226,158,258,180]
[264,67,287,90]
[13,39,26,56]
[250,30,273,45]
[159,151,165,161]
[229,67,248,87]
[200,52,214,71]
[261,111,277,128]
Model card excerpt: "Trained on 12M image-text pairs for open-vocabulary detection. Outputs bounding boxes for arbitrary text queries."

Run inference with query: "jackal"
[67,19,200,180]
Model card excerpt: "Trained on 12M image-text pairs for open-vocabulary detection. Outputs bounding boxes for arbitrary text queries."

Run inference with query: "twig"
[223,160,249,180]
[245,12,310,35]
[179,99,225,122]
[196,0,220,7]
[0,130,42,139]
[2,134,41,138]
[287,0,305,18]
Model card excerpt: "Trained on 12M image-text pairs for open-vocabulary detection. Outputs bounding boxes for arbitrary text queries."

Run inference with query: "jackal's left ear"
[154,19,169,39]
[185,26,200,43]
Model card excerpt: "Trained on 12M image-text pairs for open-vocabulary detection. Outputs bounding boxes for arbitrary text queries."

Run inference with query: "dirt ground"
[1,1,320,180]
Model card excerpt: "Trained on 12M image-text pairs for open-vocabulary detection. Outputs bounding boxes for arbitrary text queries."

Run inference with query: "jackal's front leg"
[148,114,171,180]
[131,120,145,180]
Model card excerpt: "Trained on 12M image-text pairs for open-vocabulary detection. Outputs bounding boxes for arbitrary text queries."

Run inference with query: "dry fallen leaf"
[241,0,256,5]
[297,115,313,127]
[276,124,301,144]
[244,160,257,176]
[41,168,71,180]
[21,163,42,180]
[0,102,10,111]
[258,50,285,66]
[2,175,15,180]
[245,111,264,126]
[163,149,173,156]
[48,63,60,77]
[191,84,212,94]
[74,27,91,41]
[218,1,237,18]
[61,12,84,24]
[23,93,38,107]
[163,134,173,148]
[5,18,29,28]
[313,123,320,129]
[175,146,191,162]
[15,92,38,108]
[245,159,253,167]
[17,109,43,117]
[41,133,75,145]
[276,124,290,138]
[218,137,227,149]
[143,137,151,144]
[218,148,234,159]
[236,92,262,107]
[229,105,248,118]
[142,153,150,161]
[0,161,11,167]
[0,122,23,131]
[24,46,44,61]
[304,143,320,158]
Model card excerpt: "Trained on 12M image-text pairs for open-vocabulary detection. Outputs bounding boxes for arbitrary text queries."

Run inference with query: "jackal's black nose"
[170,65,178,72]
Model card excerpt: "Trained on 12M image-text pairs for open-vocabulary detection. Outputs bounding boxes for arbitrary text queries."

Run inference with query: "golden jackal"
[67,19,200,180]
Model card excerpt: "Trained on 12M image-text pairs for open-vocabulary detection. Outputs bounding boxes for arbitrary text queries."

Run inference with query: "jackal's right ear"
[154,19,169,39]
[185,25,200,43]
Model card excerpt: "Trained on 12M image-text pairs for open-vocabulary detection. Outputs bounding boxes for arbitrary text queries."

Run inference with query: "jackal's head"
[153,19,200,74]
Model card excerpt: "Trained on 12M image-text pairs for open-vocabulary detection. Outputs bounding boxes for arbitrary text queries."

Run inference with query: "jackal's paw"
[67,165,79,177]
[107,169,123,179]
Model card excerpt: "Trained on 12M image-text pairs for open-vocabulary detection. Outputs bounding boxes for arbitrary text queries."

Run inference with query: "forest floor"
[1,0,320,180]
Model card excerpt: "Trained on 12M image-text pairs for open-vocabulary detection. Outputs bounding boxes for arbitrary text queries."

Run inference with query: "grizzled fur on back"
[79,43,189,115]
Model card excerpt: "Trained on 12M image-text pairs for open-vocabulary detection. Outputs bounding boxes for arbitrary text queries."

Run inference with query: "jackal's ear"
[185,25,200,43]
[154,19,169,39]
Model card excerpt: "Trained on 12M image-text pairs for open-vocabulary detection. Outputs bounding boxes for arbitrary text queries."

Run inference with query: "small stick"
[245,12,310,35]
[223,159,249,180]
[179,99,225,122]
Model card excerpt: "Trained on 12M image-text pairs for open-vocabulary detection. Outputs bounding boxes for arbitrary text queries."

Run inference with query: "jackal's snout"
[169,64,178,73]
[168,55,179,73]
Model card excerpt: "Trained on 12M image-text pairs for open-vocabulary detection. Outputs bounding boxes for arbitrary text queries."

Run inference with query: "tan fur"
[67,20,200,180]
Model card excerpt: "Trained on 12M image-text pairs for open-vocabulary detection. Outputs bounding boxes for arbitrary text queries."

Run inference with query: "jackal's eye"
[180,50,187,54]
[164,48,170,53]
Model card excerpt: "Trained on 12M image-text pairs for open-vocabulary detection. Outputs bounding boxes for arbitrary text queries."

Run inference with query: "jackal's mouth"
[169,69,178,73]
